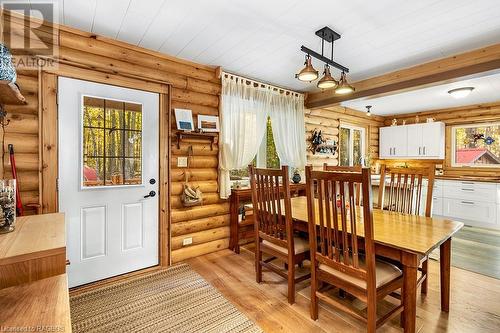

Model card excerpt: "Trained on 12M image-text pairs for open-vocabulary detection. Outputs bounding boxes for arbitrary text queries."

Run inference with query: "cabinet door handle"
[419,147,421,155]
[423,146,426,155]
[460,188,474,192]
[393,147,396,155]
[460,201,475,205]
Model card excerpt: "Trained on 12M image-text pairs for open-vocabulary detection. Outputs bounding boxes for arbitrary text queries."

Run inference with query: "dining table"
[251,196,464,333]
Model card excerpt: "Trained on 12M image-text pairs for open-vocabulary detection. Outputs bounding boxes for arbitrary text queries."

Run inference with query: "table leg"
[402,253,418,333]
[440,238,451,312]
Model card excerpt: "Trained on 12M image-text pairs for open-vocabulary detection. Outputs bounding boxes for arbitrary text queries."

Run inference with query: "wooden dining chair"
[305,166,404,332]
[323,164,363,205]
[249,165,310,304]
[377,164,435,295]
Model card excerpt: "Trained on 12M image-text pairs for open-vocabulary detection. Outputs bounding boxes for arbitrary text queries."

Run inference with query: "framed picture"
[198,115,220,132]
[174,108,194,131]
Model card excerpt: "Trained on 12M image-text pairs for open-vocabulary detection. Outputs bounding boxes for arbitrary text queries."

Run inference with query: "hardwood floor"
[187,247,500,333]
[429,226,500,279]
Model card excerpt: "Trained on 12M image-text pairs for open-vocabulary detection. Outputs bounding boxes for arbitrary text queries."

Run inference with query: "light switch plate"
[182,237,193,246]
[177,156,188,167]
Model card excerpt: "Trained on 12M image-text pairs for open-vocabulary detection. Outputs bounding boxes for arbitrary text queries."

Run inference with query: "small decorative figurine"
[292,169,301,184]
[391,119,397,126]
[415,115,420,123]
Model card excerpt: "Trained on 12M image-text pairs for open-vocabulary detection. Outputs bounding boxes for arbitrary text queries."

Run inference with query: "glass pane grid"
[82,96,143,187]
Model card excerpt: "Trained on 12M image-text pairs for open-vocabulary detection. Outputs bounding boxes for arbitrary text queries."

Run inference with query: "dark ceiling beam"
[305,43,500,109]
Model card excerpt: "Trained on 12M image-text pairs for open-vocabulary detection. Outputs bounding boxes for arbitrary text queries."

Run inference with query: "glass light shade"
[335,72,354,94]
[317,65,338,89]
[296,56,318,82]
[448,87,474,99]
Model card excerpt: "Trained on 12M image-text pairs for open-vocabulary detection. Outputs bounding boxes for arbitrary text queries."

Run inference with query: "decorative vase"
[0,179,16,234]
[292,171,301,184]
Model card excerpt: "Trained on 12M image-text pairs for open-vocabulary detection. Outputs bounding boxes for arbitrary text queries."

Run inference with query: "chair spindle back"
[378,165,435,217]
[306,166,375,286]
[249,165,293,245]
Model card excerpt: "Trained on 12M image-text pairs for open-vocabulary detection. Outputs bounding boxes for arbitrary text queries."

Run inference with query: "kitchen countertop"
[371,174,500,184]
[434,175,500,183]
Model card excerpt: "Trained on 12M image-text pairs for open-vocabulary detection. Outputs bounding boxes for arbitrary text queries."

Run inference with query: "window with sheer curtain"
[219,74,306,199]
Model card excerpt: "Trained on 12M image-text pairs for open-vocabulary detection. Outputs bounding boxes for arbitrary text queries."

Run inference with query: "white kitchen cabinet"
[379,122,444,159]
[422,122,445,157]
[443,198,497,227]
[432,179,500,229]
[379,126,408,159]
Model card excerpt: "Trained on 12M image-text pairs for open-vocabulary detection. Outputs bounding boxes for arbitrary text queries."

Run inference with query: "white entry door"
[58,77,159,288]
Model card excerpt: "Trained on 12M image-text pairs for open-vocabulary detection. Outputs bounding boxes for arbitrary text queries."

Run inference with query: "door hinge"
[56,178,59,192]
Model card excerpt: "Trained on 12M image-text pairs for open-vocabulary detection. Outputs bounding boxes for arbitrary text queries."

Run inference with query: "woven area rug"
[70,263,263,333]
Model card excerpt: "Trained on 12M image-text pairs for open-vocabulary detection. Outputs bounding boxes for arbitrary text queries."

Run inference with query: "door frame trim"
[41,65,171,267]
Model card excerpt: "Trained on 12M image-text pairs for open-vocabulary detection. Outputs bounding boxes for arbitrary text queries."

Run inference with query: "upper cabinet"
[379,122,445,159]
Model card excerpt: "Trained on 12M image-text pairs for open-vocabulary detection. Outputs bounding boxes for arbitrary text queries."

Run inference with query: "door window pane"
[339,125,365,167]
[82,96,143,187]
[353,129,362,166]
[339,127,351,166]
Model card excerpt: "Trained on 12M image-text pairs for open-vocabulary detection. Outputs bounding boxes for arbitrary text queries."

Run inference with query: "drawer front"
[432,185,443,198]
[432,197,443,216]
[442,184,497,203]
[443,198,497,225]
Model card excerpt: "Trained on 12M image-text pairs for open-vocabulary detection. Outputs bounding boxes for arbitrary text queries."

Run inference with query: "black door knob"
[144,190,156,198]
[149,179,156,185]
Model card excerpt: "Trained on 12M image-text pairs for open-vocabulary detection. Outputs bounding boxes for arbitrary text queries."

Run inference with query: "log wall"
[2,71,40,215]
[4,12,227,263]
[305,106,384,168]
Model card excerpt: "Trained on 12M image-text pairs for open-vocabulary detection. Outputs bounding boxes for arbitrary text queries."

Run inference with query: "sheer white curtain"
[219,77,269,199]
[269,93,307,172]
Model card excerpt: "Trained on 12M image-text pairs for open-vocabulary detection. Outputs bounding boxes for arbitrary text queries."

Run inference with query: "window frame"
[339,123,366,167]
[451,121,500,168]
[80,94,145,190]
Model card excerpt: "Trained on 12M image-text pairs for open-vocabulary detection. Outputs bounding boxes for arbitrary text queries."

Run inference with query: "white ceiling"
[51,1,500,91]
[341,71,500,115]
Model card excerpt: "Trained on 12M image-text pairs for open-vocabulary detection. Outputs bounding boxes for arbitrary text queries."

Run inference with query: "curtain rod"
[221,71,303,98]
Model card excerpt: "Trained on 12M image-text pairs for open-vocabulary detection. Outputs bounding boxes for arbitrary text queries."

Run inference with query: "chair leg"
[310,268,318,320]
[421,259,428,295]
[367,298,377,333]
[255,248,262,283]
[287,260,295,304]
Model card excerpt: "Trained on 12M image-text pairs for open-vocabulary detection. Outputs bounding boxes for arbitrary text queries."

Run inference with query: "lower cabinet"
[442,198,497,227]
[432,179,500,229]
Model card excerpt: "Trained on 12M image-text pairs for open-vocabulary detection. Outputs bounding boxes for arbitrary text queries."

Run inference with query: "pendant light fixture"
[297,26,354,94]
[335,71,355,94]
[365,105,372,116]
[296,54,318,82]
[317,64,338,89]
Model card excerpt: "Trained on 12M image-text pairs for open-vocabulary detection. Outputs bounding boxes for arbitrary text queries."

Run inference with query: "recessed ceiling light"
[448,87,474,99]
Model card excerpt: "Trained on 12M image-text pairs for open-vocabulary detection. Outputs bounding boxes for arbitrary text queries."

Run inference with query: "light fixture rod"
[300,45,349,73]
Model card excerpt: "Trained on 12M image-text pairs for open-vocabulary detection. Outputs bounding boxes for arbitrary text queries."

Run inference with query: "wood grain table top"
[290,196,463,256]
[247,197,463,256]
[0,274,72,332]
[0,213,66,265]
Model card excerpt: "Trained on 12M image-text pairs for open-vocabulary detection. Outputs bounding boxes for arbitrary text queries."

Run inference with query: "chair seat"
[263,236,309,255]
[319,257,402,289]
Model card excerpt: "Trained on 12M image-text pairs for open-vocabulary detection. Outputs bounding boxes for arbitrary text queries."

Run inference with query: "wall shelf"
[0,80,26,105]
[176,131,218,150]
